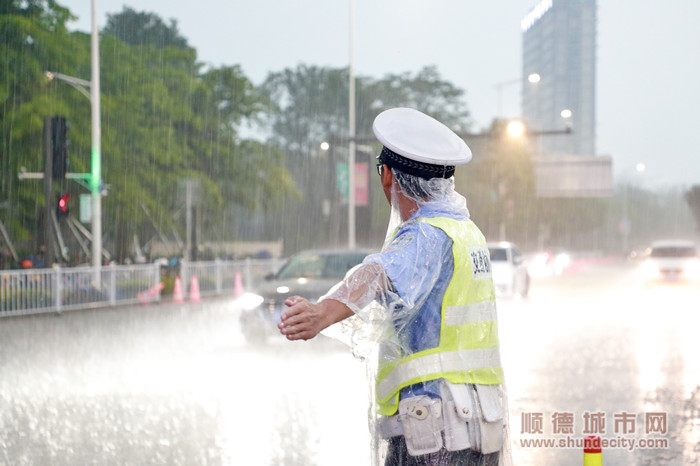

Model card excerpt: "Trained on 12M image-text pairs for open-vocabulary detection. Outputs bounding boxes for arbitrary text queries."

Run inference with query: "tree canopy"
[255,64,475,250]
[0,1,297,262]
[685,185,700,233]
[2,2,693,265]
[103,7,190,49]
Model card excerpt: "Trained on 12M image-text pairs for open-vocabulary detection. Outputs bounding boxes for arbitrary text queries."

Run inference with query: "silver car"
[487,242,530,298]
[239,249,372,343]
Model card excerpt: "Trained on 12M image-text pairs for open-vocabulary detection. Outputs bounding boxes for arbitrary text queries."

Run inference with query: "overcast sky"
[61,0,700,190]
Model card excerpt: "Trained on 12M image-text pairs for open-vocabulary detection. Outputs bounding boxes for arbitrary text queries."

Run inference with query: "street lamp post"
[90,0,102,285]
[44,72,91,99]
[347,0,356,250]
[494,73,540,117]
[45,0,102,285]
[491,73,540,242]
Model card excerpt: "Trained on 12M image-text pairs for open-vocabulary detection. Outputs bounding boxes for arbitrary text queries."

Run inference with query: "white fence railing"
[0,258,282,317]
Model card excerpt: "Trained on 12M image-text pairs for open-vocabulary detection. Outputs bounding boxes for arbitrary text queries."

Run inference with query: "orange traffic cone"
[233,272,244,298]
[150,282,165,299]
[172,276,184,303]
[189,275,201,302]
[139,282,164,305]
[583,436,602,466]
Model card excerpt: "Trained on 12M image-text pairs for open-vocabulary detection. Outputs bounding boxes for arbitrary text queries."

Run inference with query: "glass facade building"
[521,0,597,157]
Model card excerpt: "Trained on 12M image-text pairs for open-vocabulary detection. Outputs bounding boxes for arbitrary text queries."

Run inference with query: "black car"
[239,249,372,343]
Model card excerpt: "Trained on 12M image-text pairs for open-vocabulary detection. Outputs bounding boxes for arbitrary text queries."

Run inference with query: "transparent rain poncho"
[319,168,512,466]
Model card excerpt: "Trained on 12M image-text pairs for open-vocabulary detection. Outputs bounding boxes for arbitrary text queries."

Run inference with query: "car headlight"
[554,253,571,267]
[236,292,265,311]
[492,267,511,284]
[684,259,700,280]
[639,260,659,280]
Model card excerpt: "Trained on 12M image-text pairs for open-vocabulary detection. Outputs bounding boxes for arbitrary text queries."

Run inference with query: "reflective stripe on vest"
[444,301,497,326]
[376,347,502,401]
[375,216,503,416]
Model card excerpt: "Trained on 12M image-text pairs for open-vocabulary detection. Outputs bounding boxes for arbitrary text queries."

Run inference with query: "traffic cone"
[233,272,244,298]
[139,282,165,305]
[583,436,602,466]
[189,275,201,302]
[150,282,165,299]
[172,276,184,303]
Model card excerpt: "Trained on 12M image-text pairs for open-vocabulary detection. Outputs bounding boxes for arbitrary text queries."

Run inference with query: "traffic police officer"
[280,108,508,466]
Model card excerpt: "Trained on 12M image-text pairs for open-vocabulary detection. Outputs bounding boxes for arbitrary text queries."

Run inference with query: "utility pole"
[90,0,103,285]
[347,0,356,250]
[43,117,55,266]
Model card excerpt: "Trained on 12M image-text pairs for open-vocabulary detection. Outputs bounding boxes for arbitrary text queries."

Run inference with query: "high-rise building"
[521,0,597,157]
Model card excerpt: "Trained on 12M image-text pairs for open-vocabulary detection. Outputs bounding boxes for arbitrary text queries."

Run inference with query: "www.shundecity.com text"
[519,435,668,452]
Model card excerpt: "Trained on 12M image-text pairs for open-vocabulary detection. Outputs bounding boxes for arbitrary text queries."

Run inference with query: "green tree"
[366,65,471,131]
[0,0,79,246]
[96,25,296,260]
[261,65,353,154]
[258,64,473,251]
[103,7,189,49]
[684,185,700,233]
[455,119,537,246]
[1,3,298,263]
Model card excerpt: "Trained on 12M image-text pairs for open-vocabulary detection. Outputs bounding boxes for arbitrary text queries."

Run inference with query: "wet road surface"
[499,261,700,465]
[1,300,370,465]
[1,260,699,465]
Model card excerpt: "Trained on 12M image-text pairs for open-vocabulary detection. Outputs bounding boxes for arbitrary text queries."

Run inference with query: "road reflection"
[0,300,370,465]
[1,262,698,465]
[498,262,700,465]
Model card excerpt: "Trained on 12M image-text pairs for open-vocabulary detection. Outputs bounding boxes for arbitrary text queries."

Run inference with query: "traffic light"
[51,116,68,179]
[56,192,70,220]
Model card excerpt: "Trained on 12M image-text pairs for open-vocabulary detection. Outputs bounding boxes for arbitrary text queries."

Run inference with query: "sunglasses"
[375,155,385,176]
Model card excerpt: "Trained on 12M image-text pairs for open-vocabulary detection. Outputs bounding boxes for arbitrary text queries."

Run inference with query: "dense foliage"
[0,1,695,266]
[1,1,296,262]
[685,186,700,233]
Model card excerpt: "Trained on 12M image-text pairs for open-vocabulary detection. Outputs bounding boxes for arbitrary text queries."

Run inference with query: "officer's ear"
[380,164,392,189]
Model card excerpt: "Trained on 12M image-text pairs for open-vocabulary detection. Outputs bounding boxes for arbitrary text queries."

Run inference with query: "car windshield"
[276,252,367,280]
[650,246,697,258]
[489,248,508,262]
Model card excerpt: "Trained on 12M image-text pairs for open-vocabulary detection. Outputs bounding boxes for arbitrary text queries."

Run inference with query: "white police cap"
[372,107,472,166]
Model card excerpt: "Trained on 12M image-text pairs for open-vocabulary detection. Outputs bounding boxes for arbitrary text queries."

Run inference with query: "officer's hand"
[278,296,327,341]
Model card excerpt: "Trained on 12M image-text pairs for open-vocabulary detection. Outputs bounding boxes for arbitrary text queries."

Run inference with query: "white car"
[639,240,700,284]
[487,242,530,298]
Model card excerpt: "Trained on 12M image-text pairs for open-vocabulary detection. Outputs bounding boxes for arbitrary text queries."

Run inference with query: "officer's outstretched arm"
[278,297,352,341]
[278,263,388,341]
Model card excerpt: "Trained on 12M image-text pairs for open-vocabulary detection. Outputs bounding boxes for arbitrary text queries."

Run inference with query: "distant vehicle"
[238,249,372,343]
[639,240,700,284]
[527,249,572,278]
[487,242,530,298]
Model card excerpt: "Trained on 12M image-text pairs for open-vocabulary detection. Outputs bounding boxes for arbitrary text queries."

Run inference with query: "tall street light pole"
[347,0,356,250]
[494,73,541,117]
[45,1,102,284]
[90,0,102,286]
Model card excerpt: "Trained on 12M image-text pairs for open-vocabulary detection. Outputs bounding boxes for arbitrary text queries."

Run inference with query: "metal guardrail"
[179,258,282,300]
[0,258,282,317]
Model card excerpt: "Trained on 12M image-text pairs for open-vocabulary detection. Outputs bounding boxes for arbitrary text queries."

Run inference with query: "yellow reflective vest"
[376,216,504,416]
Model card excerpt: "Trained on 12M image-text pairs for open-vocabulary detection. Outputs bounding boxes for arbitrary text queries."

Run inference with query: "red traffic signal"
[56,192,70,219]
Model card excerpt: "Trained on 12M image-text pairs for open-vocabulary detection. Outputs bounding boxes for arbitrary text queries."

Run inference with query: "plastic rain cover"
[319,169,512,465]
